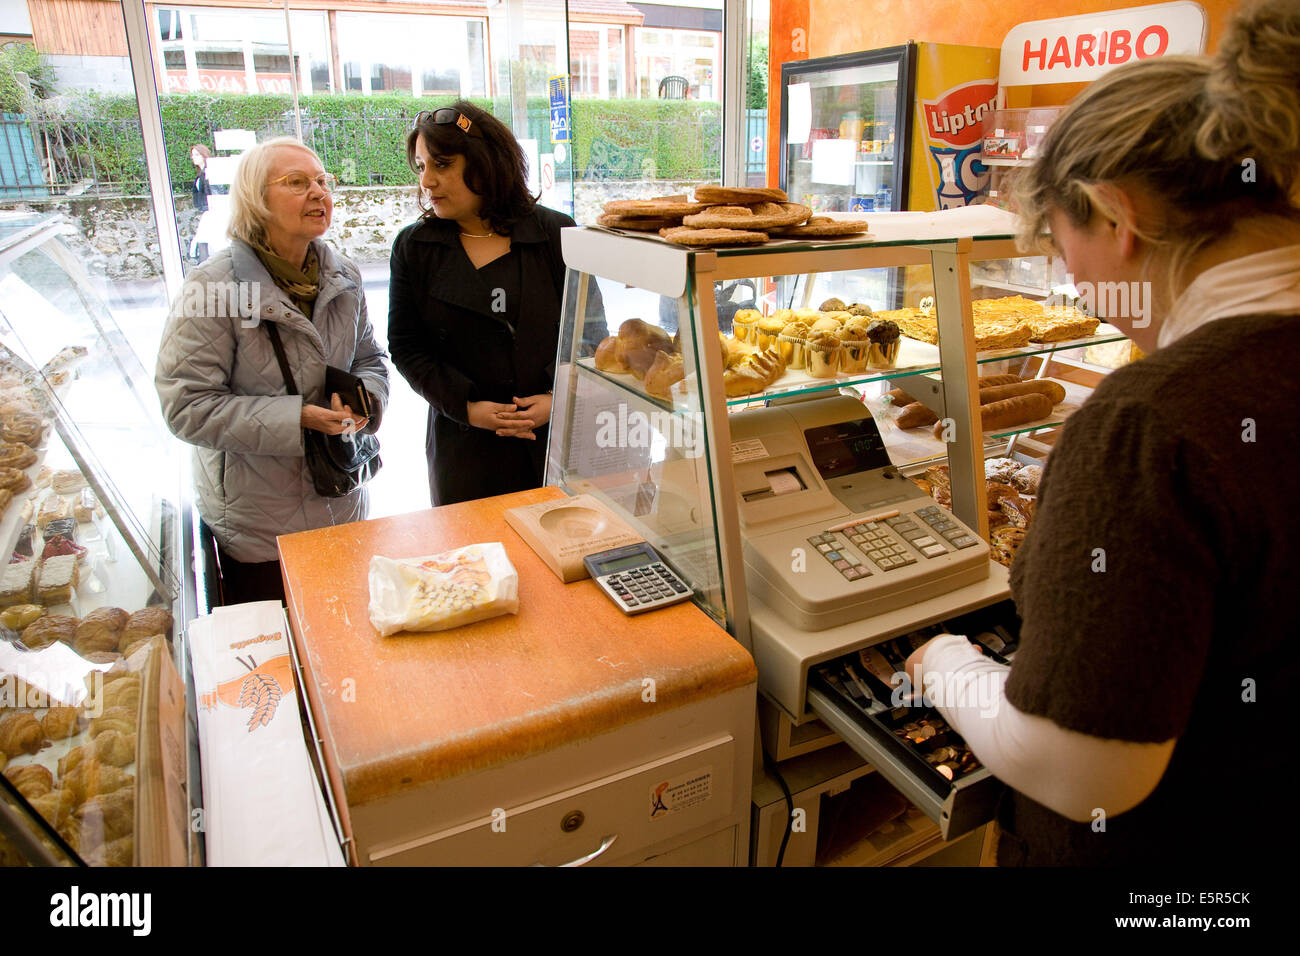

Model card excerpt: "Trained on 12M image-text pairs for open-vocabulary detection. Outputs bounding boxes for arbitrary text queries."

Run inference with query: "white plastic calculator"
[584,542,692,615]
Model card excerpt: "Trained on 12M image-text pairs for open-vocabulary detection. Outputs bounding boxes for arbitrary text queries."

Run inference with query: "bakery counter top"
[278,486,757,811]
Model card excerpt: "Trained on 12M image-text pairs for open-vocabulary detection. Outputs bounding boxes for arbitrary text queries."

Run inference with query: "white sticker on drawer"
[731,439,769,463]
[650,766,712,819]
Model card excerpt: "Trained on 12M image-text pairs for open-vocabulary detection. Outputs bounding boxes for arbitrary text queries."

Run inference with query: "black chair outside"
[657,75,690,99]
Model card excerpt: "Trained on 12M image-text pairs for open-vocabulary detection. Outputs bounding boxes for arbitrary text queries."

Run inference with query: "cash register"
[732,395,1014,839]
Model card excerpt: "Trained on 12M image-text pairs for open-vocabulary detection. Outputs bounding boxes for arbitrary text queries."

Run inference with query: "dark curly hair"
[406,100,537,235]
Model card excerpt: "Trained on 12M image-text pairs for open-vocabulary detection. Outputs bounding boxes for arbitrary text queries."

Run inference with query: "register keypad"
[809,504,982,581]
[916,506,979,550]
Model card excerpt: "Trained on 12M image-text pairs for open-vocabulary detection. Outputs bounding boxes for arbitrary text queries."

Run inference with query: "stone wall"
[2,180,706,279]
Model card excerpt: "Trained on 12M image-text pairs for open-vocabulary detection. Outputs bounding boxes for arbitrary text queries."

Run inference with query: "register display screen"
[805,418,892,479]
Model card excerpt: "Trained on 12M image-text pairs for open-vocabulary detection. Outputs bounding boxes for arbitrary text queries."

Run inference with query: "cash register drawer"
[804,602,1019,841]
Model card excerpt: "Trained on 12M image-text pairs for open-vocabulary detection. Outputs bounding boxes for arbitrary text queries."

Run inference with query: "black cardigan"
[388,204,607,506]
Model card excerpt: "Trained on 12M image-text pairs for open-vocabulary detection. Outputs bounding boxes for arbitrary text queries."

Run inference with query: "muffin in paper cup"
[732,309,762,345]
[837,324,871,373]
[866,319,902,369]
[756,314,786,352]
[777,321,811,370]
[805,329,841,379]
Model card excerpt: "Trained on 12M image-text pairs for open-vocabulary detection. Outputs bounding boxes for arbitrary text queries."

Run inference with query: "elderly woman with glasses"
[389,101,606,507]
[156,136,389,606]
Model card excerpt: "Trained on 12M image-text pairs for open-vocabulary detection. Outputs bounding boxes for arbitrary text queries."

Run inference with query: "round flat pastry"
[769,216,871,237]
[658,226,769,247]
[597,213,681,232]
[683,201,811,231]
[692,185,788,204]
[602,199,710,218]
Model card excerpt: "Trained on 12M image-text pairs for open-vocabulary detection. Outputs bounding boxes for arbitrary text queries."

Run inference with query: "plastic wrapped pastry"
[368,543,519,637]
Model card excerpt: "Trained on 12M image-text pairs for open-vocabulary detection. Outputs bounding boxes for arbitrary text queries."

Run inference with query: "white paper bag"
[368,543,519,636]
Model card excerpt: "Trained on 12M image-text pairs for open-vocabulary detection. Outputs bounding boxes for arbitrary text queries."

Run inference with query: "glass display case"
[549,214,1131,837]
[0,212,194,867]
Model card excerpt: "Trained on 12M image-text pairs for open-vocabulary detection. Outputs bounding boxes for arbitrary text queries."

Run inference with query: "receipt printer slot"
[742,467,806,502]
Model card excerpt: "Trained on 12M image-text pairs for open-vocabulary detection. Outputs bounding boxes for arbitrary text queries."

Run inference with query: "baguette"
[977,374,1022,388]
[978,379,1067,406]
[895,402,939,429]
[932,392,1053,438]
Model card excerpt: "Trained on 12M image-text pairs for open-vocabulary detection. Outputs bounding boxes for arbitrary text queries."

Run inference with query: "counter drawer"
[367,735,735,866]
[804,601,1019,841]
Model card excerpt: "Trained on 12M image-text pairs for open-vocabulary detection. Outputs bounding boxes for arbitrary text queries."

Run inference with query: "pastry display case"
[0,212,194,867]
[549,211,1129,841]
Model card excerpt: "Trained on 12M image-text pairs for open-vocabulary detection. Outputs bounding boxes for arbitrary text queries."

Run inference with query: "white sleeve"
[918,634,1177,823]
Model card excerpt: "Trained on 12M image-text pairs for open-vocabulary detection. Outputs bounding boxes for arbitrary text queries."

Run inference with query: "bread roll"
[895,403,938,429]
[594,336,629,373]
[617,319,674,379]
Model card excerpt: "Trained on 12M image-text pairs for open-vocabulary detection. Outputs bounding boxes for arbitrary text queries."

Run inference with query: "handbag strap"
[263,321,300,396]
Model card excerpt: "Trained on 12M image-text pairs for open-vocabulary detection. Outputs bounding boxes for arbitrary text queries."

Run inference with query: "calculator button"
[922,544,947,557]
[833,560,850,570]
[950,535,978,548]
[913,536,937,547]
[825,551,841,561]
[671,583,687,593]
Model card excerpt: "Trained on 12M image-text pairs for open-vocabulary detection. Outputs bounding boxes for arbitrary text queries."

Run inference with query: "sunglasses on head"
[413,108,484,139]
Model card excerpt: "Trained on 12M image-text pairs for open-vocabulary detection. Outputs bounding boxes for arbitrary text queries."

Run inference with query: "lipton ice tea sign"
[1000,1,1208,85]
[921,79,999,209]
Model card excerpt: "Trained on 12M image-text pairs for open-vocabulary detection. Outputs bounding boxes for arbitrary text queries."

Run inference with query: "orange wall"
[767,0,1243,185]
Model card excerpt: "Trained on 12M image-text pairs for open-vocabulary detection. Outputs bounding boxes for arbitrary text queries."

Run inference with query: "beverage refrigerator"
[778,42,1000,308]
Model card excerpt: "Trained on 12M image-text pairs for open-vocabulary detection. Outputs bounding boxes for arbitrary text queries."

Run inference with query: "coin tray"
[809,601,1021,796]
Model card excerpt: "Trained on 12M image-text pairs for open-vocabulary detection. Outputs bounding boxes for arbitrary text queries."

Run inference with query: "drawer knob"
[560,810,585,833]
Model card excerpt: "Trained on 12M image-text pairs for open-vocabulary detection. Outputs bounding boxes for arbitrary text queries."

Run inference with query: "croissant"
[3,762,53,798]
[20,614,77,650]
[72,621,120,657]
[0,752,6,773]
[57,741,92,778]
[74,789,134,843]
[83,834,132,868]
[724,347,786,397]
[62,759,132,803]
[92,730,134,768]
[42,706,84,740]
[0,712,43,756]
[28,788,76,828]
[82,607,128,631]
[121,606,173,644]
[89,706,135,739]
[100,675,140,713]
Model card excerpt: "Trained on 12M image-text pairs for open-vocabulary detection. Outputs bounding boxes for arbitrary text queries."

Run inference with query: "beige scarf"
[253,240,321,320]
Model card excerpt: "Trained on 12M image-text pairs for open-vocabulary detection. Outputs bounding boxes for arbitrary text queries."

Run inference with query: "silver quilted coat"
[155,238,390,563]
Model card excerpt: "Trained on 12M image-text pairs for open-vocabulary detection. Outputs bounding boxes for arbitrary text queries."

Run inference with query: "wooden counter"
[279,486,756,863]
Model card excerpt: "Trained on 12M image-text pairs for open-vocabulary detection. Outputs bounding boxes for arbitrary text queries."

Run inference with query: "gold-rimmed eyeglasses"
[412,108,484,139]
[268,172,338,194]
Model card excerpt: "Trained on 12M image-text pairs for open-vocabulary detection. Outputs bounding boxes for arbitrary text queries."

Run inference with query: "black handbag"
[265,322,381,498]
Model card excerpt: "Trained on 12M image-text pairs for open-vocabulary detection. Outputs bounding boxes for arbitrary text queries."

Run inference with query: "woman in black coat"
[389,101,605,506]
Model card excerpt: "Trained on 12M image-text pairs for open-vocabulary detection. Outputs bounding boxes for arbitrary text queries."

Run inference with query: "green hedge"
[35,92,722,192]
